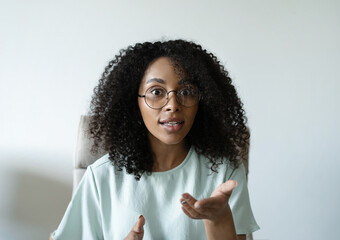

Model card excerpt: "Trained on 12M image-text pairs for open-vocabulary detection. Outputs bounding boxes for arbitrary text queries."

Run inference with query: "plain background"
[1,1,339,240]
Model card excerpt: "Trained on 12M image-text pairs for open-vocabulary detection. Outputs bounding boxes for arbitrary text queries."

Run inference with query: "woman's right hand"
[124,215,145,240]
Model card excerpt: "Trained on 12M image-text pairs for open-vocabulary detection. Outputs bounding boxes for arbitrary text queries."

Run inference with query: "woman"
[52,39,259,240]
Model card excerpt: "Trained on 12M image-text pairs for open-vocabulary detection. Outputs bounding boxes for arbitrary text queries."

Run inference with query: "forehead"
[140,57,184,84]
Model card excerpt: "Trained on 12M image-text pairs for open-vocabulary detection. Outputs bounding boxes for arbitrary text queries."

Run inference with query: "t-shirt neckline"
[151,145,194,175]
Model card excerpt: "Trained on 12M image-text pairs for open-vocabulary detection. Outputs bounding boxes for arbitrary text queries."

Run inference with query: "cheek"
[138,100,158,127]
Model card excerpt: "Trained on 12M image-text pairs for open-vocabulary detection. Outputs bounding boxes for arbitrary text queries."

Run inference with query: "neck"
[148,136,190,172]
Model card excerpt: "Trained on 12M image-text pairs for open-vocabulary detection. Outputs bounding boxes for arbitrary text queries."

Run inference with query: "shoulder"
[86,153,128,187]
[192,147,239,181]
[90,154,112,170]
[87,154,117,180]
[226,161,246,180]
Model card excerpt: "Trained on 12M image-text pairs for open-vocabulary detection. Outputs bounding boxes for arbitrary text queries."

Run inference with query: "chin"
[160,138,185,145]
[151,134,186,146]
[147,128,189,146]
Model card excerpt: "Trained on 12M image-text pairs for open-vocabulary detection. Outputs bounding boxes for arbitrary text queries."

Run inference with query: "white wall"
[1,0,339,239]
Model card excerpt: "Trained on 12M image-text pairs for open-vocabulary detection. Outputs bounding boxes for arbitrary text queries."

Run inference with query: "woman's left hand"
[180,180,237,222]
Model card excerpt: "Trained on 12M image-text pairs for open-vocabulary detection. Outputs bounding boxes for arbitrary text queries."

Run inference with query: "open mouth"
[160,121,184,126]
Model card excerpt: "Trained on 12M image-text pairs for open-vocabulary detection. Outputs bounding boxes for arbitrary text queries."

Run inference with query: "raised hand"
[124,215,145,240]
[180,180,238,240]
[180,180,238,222]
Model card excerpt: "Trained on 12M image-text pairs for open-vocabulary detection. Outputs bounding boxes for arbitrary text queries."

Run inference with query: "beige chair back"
[73,115,107,194]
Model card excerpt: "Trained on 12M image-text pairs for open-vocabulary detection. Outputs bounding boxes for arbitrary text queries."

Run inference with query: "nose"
[164,91,181,112]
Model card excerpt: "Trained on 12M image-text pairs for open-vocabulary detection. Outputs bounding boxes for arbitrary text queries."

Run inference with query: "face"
[138,57,198,146]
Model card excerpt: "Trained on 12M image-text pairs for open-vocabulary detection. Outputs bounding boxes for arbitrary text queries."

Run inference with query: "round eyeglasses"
[138,85,200,109]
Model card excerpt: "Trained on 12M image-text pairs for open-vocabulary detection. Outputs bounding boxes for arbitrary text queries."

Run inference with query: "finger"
[219,180,238,196]
[181,205,201,219]
[197,181,238,209]
[181,193,197,208]
[181,200,201,218]
[180,194,205,219]
[194,196,226,209]
[181,193,219,214]
[132,215,145,233]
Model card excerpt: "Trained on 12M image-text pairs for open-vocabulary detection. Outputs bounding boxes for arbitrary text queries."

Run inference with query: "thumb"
[124,216,145,240]
[132,215,145,233]
[219,180,238,197]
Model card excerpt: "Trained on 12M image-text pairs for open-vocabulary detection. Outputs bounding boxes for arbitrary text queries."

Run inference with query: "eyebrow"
[145,78,190,85]
[146,78,165,84]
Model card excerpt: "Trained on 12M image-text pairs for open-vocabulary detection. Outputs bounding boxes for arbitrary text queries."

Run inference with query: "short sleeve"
[52,166,104,240]
[227,163,260,235]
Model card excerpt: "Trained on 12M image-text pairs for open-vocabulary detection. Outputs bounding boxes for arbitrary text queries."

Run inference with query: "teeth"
[164,121,182,126]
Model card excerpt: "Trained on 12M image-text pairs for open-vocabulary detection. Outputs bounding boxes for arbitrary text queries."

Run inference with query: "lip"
[159,117,184,133]
[159,117,184,124]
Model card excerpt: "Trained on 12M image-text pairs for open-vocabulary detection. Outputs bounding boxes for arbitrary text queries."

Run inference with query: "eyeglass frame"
[138,86,201,110]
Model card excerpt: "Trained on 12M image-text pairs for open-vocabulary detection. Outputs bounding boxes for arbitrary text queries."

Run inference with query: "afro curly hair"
[86,39,249,180]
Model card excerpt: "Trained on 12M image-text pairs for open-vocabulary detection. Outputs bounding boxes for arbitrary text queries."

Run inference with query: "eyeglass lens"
[145,86,199,108]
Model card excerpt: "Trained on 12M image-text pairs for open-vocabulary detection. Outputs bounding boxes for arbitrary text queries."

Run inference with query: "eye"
[151,89,163,96]
[149,87,166,96]
[179,86,197,96]
[180,89,190,96]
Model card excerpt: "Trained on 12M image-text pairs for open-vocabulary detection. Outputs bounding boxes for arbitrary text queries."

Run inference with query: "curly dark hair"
[86,39,249,180]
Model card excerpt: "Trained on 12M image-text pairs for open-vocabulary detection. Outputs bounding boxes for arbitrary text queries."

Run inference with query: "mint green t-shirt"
[53,146,259,239]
